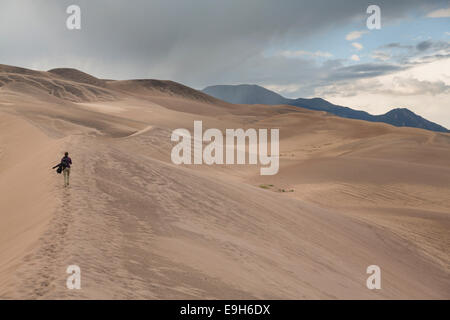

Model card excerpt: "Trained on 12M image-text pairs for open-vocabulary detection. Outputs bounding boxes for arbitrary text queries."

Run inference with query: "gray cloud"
[316,76,450,98]
[382,42,415,50]
[390,78,450,95]
[374,39,450,68]
[326,63,406,81]
[417,40,433,51]
[0,0,448,94]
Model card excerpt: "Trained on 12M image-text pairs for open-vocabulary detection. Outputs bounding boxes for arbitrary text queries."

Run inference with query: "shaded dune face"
[0,67,115,103]
[0,65,226,106]
[0,65,449,299]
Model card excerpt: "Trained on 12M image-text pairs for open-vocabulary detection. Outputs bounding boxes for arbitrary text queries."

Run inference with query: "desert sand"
[0,64,449,299]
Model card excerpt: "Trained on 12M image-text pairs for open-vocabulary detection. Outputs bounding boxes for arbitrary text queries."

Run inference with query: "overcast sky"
[1,0,449,127]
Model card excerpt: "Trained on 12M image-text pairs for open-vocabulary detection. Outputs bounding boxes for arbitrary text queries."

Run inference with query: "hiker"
[52,152,72,187]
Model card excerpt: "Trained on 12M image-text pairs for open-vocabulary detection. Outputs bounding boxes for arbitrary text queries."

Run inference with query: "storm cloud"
[0,0,447,93]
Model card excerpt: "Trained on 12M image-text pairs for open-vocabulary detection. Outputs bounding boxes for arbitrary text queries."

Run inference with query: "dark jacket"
[61,156,72,169]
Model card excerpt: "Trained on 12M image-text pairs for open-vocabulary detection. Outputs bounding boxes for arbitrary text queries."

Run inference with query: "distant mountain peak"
[202,84,448,133]
[387,107,412,112]
[203,84,287,105]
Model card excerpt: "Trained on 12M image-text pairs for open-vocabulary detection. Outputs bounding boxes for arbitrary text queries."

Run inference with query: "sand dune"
[0,65,448,299]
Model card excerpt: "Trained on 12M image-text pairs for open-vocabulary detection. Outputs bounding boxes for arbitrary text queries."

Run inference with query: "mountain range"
[202,84,449,133]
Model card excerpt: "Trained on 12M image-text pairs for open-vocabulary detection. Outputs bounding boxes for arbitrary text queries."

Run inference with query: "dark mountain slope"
[202,84,448,133]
